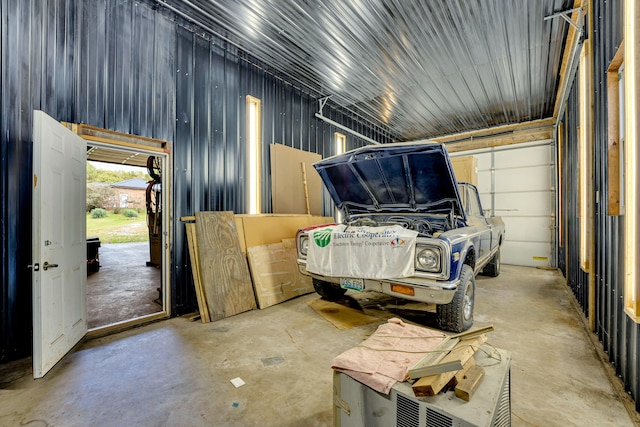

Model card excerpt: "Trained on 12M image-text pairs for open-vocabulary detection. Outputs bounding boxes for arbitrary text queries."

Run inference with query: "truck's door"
[460,184,492,261]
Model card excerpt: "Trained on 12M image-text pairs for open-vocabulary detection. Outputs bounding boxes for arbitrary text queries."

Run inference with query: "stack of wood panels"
[247,239,313,309]
[184,213,334,322]
[409,325,494,402]
[236,214,334,309]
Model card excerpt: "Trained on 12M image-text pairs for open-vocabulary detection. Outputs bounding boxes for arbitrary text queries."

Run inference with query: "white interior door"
[32,110,87,378]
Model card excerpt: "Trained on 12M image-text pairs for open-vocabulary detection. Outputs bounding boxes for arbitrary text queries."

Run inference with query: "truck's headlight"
[416,247,441,272]
[299,236,309,256]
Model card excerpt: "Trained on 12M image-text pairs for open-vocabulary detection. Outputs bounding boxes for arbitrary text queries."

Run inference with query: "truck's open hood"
[313,142,464,218]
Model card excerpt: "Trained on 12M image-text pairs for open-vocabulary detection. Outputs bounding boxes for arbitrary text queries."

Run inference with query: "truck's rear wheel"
[313,278,347,300]
[482,247,500,277]
[437,265,475,332]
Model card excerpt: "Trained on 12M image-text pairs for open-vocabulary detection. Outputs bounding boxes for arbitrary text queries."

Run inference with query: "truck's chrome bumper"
[297,261,458,305]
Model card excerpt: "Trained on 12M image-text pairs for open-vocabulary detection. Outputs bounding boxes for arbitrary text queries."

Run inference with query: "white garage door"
[451,140,556,267]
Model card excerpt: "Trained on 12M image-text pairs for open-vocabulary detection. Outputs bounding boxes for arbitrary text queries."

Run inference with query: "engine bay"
[346,214,456,237]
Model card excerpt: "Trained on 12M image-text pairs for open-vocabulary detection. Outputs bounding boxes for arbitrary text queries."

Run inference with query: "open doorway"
[85,155,161,329]
[83,140,169,332]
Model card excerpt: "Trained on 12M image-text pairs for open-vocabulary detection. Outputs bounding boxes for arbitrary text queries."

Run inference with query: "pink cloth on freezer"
[331,317,446,394]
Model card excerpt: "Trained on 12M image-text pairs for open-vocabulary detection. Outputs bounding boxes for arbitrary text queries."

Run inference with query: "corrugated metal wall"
[591,0,640,407]
[558,83,589,314]
[560,0,640,409]
[0,0,392,363]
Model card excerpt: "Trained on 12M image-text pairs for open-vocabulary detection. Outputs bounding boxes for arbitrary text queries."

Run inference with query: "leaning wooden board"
[247,239,314,309]
[195,211,257,320]
[185,223,210,323]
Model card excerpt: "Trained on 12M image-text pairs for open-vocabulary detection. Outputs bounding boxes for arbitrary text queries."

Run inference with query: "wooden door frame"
[63,122,173,334]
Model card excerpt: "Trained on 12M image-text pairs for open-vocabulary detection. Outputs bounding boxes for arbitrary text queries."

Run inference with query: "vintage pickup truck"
[296,142,505,332]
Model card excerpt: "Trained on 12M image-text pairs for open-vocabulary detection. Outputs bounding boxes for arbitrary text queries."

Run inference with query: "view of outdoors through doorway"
[86,153,163,330]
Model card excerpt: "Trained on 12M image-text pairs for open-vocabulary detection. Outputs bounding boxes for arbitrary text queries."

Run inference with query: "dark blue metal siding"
[562,0,640,409]
[591,0,640,408]
[0,0,65,364]
[74,1,177,138]
[0,0,392,362]
[558,21,581,308]
[560,82,589,315]
[168,28,392,311]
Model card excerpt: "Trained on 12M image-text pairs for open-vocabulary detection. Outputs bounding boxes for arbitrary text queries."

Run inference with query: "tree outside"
[86,162,151,185]
[87,162,152,243]
[87,183,117,211]
[86,163,151,211]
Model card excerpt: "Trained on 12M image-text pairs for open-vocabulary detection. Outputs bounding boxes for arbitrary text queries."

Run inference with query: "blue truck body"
[296,142,505,332]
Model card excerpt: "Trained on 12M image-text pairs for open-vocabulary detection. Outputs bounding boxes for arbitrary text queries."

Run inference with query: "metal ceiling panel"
[157,0,573,141]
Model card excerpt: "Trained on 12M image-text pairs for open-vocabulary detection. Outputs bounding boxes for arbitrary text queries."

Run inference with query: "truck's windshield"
[458,184,483,217]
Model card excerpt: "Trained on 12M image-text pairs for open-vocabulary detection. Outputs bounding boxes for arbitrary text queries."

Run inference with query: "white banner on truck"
[306,225,418,279]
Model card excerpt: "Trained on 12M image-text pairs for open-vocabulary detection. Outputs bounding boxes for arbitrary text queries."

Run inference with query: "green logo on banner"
[313,228,333,247]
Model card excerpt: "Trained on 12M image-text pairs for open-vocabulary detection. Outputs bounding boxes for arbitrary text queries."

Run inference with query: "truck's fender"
[450,240,475,281]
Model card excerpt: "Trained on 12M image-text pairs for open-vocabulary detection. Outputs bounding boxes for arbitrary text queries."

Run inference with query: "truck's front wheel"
[437,265,475,332]
[312,278,347,300]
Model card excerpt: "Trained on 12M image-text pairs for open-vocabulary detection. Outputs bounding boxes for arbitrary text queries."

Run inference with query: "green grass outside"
[86,211,149,244]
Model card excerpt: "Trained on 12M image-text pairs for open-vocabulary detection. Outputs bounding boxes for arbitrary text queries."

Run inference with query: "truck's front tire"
[437,265,475,332]
[313,278,347,300]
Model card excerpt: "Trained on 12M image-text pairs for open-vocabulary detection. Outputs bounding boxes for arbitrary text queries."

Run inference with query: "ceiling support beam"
[318,96,330,116]
[410,118,554,153]
[552,1,585,121]
[544,7,583,31]
[316,111,380,145]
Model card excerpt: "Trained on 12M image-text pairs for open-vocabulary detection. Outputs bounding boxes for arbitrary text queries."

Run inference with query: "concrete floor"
[0,265,638,426]
[87,242,162,329]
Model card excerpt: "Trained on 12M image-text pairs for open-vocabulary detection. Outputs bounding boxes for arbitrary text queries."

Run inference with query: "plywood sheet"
[270,144,322,215]
[195,211,257,321]
[236,214,334,249]
[185,223,210,323]
[234,216,247,254]
[451,156,478,185]
[247,239,314,309]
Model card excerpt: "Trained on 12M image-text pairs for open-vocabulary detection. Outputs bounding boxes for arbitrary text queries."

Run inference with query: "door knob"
[43,262,59,271]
